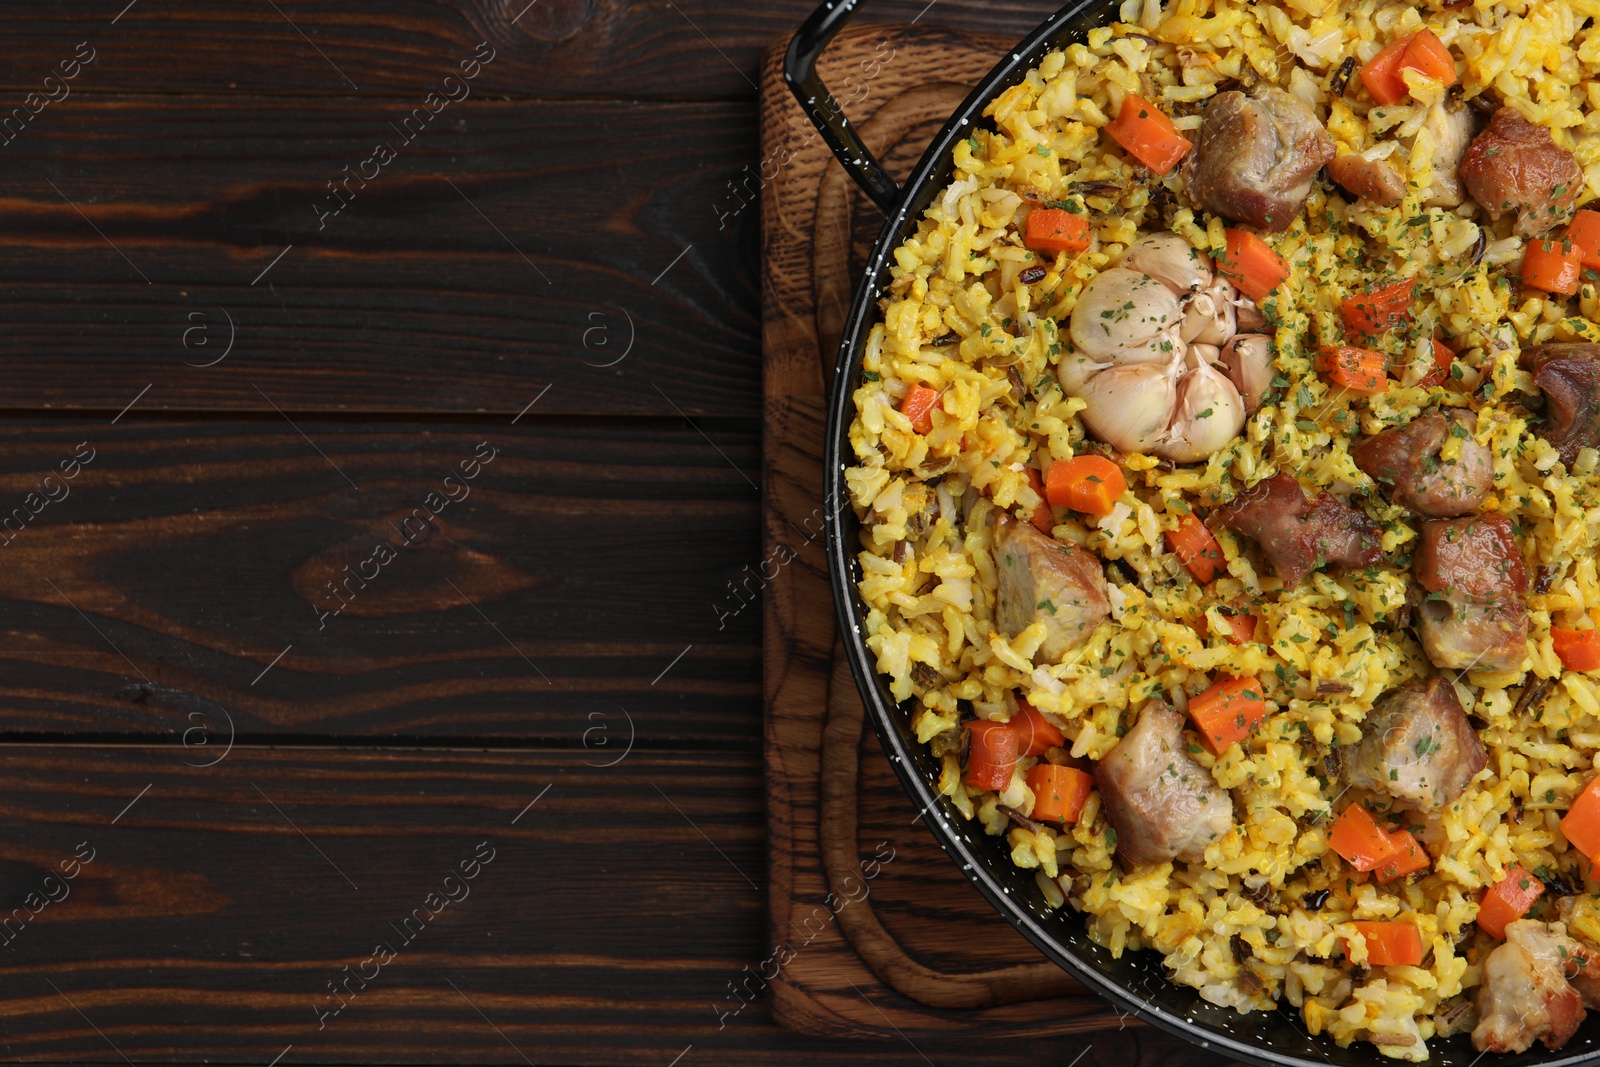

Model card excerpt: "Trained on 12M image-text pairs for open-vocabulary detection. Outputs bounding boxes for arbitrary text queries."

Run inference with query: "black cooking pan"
[784,3,1600,1063]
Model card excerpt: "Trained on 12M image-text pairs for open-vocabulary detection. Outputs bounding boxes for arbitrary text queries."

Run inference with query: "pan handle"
[783,0,901,213]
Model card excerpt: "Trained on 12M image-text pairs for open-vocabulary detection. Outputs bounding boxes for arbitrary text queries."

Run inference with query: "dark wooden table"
[0,2,1230,1063]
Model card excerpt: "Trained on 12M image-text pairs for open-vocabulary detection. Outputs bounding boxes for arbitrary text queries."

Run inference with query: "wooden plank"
[0,745,1232,1066]
[0,417,760,741]
[0,2,1052,100]
[0,97,758,416]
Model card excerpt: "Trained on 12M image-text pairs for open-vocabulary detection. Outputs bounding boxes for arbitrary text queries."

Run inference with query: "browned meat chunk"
[1094,702,1233,867]
[1474,919,1590,1054]
[1327,154,1405,207]
[1414,514,1529,672]
[1459,108,1582,237]
[1182,84,1336,232]
[1418,600,1530,673]
[1346,676,1486,809]
[1327,103,1473,210]
[994,515,1110,663]
[1417,514,1528,601]
[1351,408,1492,517]
[1326,102,1473,210]
[1572,968,1600,1011]
[1210,472,1382,585]
[1524,343,1600,467]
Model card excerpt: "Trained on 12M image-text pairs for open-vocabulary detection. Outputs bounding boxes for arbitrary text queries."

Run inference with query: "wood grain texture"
[0,745,1239,1066]
[0,2,1053,100]
[0,1,1252,1062]
[0,417,759,741]
[759,28,1233,1064]
[0,97,759,416]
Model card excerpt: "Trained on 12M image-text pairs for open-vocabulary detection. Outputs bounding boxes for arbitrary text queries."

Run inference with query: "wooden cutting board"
[759,19,1134,1041]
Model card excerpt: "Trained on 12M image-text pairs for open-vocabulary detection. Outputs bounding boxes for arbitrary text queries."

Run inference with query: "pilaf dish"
[845,0,1600,1058]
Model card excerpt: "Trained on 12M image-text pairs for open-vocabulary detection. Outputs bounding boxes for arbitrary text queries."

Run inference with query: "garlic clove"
[1161,357,1246,463]
[1189,343,1221,367]
[1057,349,1108,394]
[1178,290,1216,344]
[1068,267,1183,361]
[1192,276,1239,347]
[1078,363,1178,455]
[1235,294,1266,332]
[1119,233,1214,297]
[1106,323,1185,369]
[1220,333,1274,413]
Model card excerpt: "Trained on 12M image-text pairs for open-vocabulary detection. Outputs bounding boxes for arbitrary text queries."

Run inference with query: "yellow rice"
[846,0,1600,1058]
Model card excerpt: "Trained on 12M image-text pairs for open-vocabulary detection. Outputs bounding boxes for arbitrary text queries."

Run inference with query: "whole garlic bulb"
[1060,232,1253,463]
